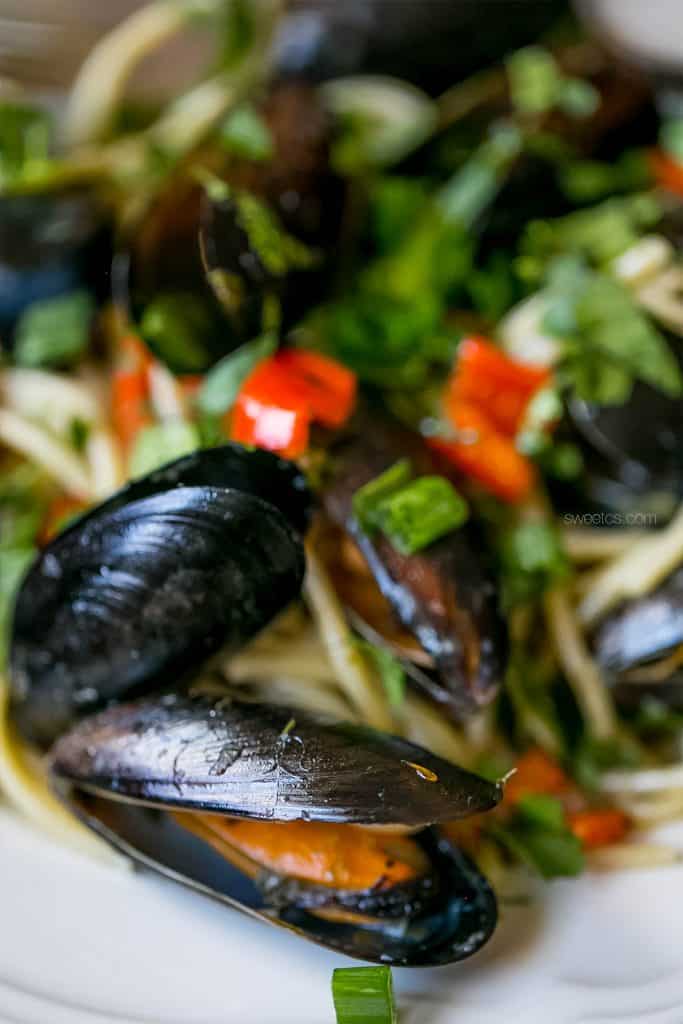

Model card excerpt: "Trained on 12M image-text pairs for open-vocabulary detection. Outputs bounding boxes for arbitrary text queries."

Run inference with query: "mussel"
[567,380,683,517]
[7,443,499,965]
[51,695,499,965]
[0,190,110,334]
[323,414,507,719]
[593,566,683,709]
[9,444,311,749]
[120,82,343,372]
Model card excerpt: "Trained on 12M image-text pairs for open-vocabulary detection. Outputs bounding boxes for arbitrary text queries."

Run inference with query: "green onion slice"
[332,966,397,1024]
[373,476,469,556]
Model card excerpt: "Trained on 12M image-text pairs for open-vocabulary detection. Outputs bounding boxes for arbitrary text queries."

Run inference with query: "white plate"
[1,808,682,1024]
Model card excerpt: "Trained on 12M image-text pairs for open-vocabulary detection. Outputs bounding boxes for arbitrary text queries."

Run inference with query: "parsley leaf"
[14,290,94,369]
[543,256,683,404]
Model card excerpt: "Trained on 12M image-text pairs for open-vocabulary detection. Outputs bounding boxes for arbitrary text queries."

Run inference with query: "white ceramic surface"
[1,807,682,1024]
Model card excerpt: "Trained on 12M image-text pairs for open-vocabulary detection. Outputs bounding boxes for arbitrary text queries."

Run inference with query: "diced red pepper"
[649,148,683,198]
[229,350,356,458]
[111,334,154,449]
[449,336,550,437]
[111,370,152,450]
[271,349,357,429]
[39,496,85,545]
[119,333,154,374]
[567,809,631,850]
[432,399,535,503]
[503,749,571,806]
[230,359,311,459]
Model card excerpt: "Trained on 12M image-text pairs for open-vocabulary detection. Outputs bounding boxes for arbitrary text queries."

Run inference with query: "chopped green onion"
[352,460,412,530]
[219,104,273,161]
[438,123,522,229]
[374,476,469,556]
[198,333,276,416]
[14,291,94,369]
[332,966,397,1024]
[506,46,561,115]
[356,639,407,709]
[129,421,201,477]
[517,794,566,830]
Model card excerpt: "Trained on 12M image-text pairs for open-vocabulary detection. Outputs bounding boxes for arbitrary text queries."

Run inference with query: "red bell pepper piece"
[649,148,683,198]
[230,350,357,458]
[432,398,535,503]
[111,334,154,450]
[450,336,550,437]
[567,809,630,850]
[230,359,311,459]
[271,349,357,429]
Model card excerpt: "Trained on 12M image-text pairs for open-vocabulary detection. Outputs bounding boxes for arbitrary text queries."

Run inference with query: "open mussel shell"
[9,486,305,750]
[593,566,683,708]
[0,190,110,332]
[51,695,499,965]
[567,380,683,516]
[323,415,507,718]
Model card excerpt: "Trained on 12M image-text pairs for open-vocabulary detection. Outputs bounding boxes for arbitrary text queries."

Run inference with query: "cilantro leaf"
[14,291,94,369]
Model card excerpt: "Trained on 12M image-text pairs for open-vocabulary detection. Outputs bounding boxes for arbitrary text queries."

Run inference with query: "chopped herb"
[0,464,50,550]
[372,476,469,556]
[507,46,562,116]
[198,334,276,416]
[369,176,429,254]
[356,639,407,709]
[543,255,683,403]
[332,966,397,1024]
[14,291,94,369]
[129,421,201,477]
[572,735,641,793]
[0,547,35,664]
[560,151,651,203]
[518,194,662,283]
[352,460,413,530]
[660,119,683,163]
[0,102,52,187]
[491,817,584,879]
[506,46,599,121]
[500,520,568,607]
[517,793,566,830]
[140,292,214,373]
[219,104,273,161]
[69,417,91,453]
[438,123,523,229]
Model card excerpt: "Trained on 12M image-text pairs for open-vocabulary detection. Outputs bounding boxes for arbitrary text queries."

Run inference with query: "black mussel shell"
[257,866,438,922]
[51,695,499,965]
[65,444,311,536]
[593,566,683,708]
[566,380,683,515]
[9,489,305,749]
[0,191,110,332]
[323,416,507,718]
[51,695,501,824]
[120,82,342,372]
[276,0,566,93]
